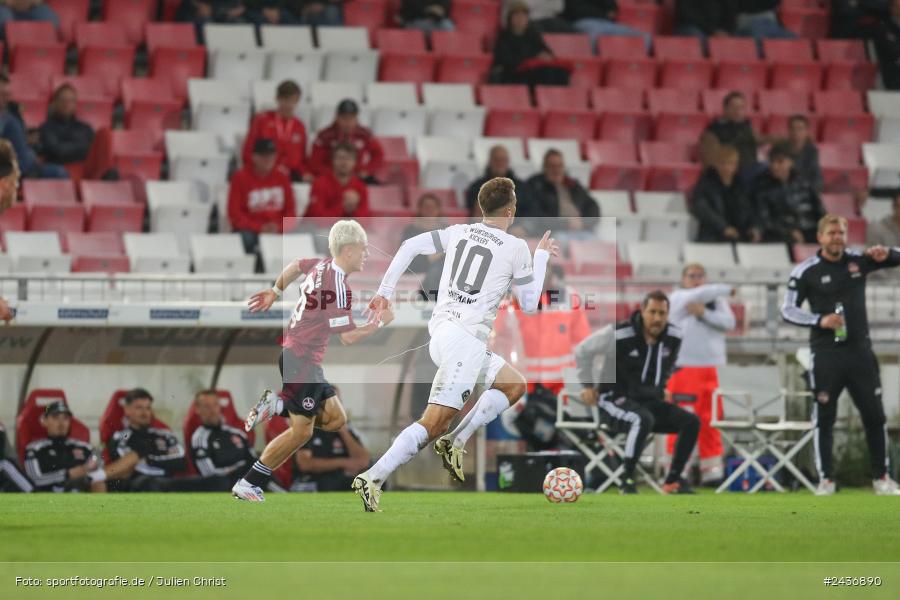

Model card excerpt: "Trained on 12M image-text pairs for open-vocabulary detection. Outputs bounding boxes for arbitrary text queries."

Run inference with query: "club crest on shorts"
[817,391,830,404]
[302,397,316,411]
[461,389,471,403]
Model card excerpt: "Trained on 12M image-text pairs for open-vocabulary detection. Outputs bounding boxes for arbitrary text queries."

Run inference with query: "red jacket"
[228,167,296,233]
[242,111,308,178]
[305,171,371,219]
[309,122,384,178]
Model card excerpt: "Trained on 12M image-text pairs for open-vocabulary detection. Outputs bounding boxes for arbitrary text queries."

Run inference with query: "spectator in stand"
[248,0,298,25]
[503,0,572,33]
[867,191,900,281]
[401,0,454,32]
[310,99,384,183]
[522,148,599,239]
[466,145,523,217]
[490,2,569,86]
[0,78,68,179]
[0,0,59,35]
[24,401,140,493]
[0,421,32,492]
[752,142,826,244]
[293,423,370,492]
[306,141,370,220]
[674,0,737,41]
[700,91,767,185]
[691,145,761,243]
[831,0,889,40]
[287,0,343,26]
[786,115,823,193]
[0,74,26,130]
[228,138,297,254]
[242,80,309,182]
[735,0,796,42]
[108,388,232,492]
[37,84,94,166]
[401,193,446,277]
[563,0,652,52]
[0,140,19,325]
[873,0,900,90]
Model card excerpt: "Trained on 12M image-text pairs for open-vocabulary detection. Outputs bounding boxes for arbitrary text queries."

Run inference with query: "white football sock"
[368,422,429,484]
[88,468,107,483]
[450,389,509,449]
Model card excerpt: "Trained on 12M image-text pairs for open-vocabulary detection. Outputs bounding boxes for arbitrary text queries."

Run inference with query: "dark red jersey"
[282,257,357,363]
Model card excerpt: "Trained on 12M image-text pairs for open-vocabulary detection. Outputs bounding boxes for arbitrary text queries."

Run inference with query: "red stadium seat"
[161,0,181,21]
[27,203,86,234]
[45,0,90,45]
[763,39,814,62]
[715,61,768,92]
[102,0,157,45]
[758,89,810,116]
[765,114,819,137]
[654,36,703,61]
[376,136,410,159]
[822,167,868,194]
[597,111,653,144]
[591,87,644,111]
[647,88,700,115]
[368,185,412,217]
[484,108,541,138]
[779,6,829,39]
[639,141,696,165]
[702,89,758,115]
[10,45,66,78]
[816,40,869,63]
[149,46,207,102]
[0,203,27,237]
[567,57,603,88]
[654,113,708,144]
[792,243,819,263]
[437,55,492,84]
[23,180,77,205]
[343,0,388,38]
[74,22,132,51]
[823,62,878,92]
[604,58,657,89]
[375,28,426,53]
[182,390,255,451]
[76,99,115,131]
[15,389,90,463]
[598,35,648,59]
[79,47,137,99]
[820,114,875,146]
[535,86,589,111]
[374,157,419,188]
[812,90,866,116]
[86,203,145,233]
[846,217,866,245]
[817,143,861,168]
[122,77,178,112]
[66,231,129,273]
[584,140,639,166]
[51,75,113,102]
[478,84,531,110]
[100,389,171,446]
[406,187,458,213]
[146,23,198,53]
[645,164,702,192]
[708,38,759,62]
[125,100,184,144]
[821,193,858,218]
[9,71,51,101]
[543,33,593,58]
[80,180,137,207]
[590,164,646,191]
[263,417,294,488]
[451,0,501,48]
[770,62,823,93]
[5,21,57,50]
[542,110,597,143]
[379,52,437,83]
[71,255,130,273]
[617,2,662,34]
[431,30,485,56]
[658,59,714,91]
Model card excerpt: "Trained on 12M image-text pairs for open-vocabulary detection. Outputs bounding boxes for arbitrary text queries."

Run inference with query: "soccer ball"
[542,467,583,503]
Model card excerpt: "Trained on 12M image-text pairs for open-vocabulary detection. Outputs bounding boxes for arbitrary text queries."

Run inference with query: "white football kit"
[377,223,549,410]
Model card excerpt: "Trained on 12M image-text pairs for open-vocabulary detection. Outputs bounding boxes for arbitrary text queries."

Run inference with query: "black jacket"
[792,141,823,193]
[873,14,900,90]
[24,436,95,492]
[465,169,522,214]
[401,0,451,21]
[737,0,781,14]
[675,0,738,34]
[190,422,256,477]
[595,311,683,403]
[38,114,94,164]
[704,118,758,175]
[520,173,600,235]
[564,0,618,21]
[690,167,756,241]
[492,26,552,81]
[751,170,825,243]
[109,426,187,478]
[782,248,900,350]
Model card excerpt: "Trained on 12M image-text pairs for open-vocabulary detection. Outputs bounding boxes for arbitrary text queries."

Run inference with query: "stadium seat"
[877,117,900,143]
[371,107,428,149]
[378,136,412,159]
[366,82,418,108]
[604,58,657,89]
[758,89,810,116]
[597,111,653,144]
[647,89,700,115]
[421,161,479,194]
[585,140,639,166]
[80,181,137,207]
[535,86,589,111]
[541,110,596,143]
[318,26,371,51]
[791,243,819,264]
[823,61,879,92]
[124,99,183,146]
[846,217,867,244]
[818,143,861,169]
[684,242,737,272]
[86,202,145,234]
[654,113,708,144]
[431,30,485,56]
[182,390,255,455]
[204,24,257,51]
[259,25,316,52]
[736,243,792,280]
[103,0,155,45]
[79,47,137,97]
[708,38,759,62]
[617,2,662,34]
[380,52,437,84]
[10,44,66,78]
[27,204,85,234]
[478,84,531,110]
[484,108,541,138]
[194,102,253,153]
[544,33,593,58]
[567,57,604,89]
[187,78,246,115]
[527,138,582,170]
[123,232,191,274]
[209,49,268,89]
[591,88,644,112]
[375,28,426,53]
[763,39,814,62]
[765,114,819,138]
[644,215,691,244]
[5,21,57,50]
[821,114,875,146]
[645,164,702,193]
[471,136,528,167]
[437,55,492,84]
[639,141,695,165]
[51,75,112,102]
[822,167,869,194]
[150,47,208,102]
[165,130,223,161]
[190,234,254,275]
[598,35,648,59]
[100,389,171,446]
[45,0,89,45]
[368,185,411,217]
[260,233,318,274]
[658,60,714,91]
[15,389,90,463]
[770,62,823,93]
[451,0,501,48]
[323,50,380,83]
[343,0,388,38]
[821,193,858,218]
[427,108,486,140]
[634,191,688,214]
[74,22,132,51]
[23,180,78,205]
[812,90,866,116]
[715,62,768,93]
[654,36,703,61]
[590,165,646,191]
[310,81,365,108]
[628,241,683,279]
[702,89,758,115]
[422,83,476,109]
[122,77,178,112]
[146,22,198,54]
[588,190,632,216]
[75,99,115,131]
[779,5,829,39]
[4,232,71,272]
[406,187,459,213]
[416,136,469,166]
[67,232,130,273]
[0,204,27,237]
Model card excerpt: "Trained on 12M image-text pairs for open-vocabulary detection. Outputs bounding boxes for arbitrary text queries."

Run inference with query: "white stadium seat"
[0,251,10,274]
[4,232,71,273]
[421,83,476,109]
[187,78,246,114]
[876,117,900,143]
[266,52,323,86]
[634,191,688,214]
[471,137,527,166]
[597,216,643,252]
[165,130,225,158]
[366,82,418,108]
[628,241,683,279]
[427,108,486,140]
[868,91,900,119]
[146,180,206,206]
[310,81,364,109]
[863,197,893,223]
[170,156,231,194]
[526,138,583,170]
[260,233,319,274]
[862,143,900,188]
[643,215,691,243]
[415,136,470,165]
[292,182,312,217]
[372,107,428,153]
[259,25,316,52]
[124,233,191,274]
[422,161,479,195]
[684,242,737,279]
[736,243,792,280]
[590,191,632,217]
[190,234,255,275]
[209,49,268,89]
[323,50,380,83]
[194,103,252,153]
[146,190,211,254]
[204,24,258,51]
[317,27,370,51]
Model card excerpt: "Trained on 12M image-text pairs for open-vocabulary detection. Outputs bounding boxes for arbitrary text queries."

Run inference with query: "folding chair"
[751,390,817,493]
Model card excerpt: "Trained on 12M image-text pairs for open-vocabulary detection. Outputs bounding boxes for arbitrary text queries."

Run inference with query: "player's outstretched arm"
[865,245,900,269]
[248,260,305,312]
[513,230,558,313]
[339,306,395,345]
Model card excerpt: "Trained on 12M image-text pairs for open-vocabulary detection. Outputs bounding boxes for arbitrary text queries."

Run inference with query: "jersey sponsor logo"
[302,397,316,411]
[247,187,285,212]
[461,389,471,403]
[329,316,350,327]
[820,275,831,284]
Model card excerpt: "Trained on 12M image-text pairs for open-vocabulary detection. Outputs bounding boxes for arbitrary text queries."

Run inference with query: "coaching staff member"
[575,291,700,494]
[782,214,900,496]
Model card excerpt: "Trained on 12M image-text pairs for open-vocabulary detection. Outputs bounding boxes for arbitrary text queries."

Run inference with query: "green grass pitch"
[2,491,899,600]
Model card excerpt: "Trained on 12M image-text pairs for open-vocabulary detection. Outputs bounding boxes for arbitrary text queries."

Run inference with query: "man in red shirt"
[232,220,395,502]
[242,80,310,182]
[305,141,371,221]
[309,99,384,183]
[228,138,296,253]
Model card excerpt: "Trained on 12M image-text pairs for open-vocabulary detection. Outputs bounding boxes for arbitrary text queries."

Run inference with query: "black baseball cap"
[252,138,277,155]
[44,401,72,417]
[337,99,359,115]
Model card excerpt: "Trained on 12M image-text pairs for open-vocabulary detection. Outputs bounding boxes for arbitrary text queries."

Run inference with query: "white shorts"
[427,321,507,411]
